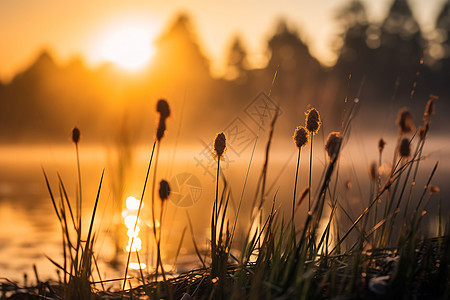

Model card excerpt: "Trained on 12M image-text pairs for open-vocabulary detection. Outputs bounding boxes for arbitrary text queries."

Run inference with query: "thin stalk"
[292,148,301,245]
[122,140,156,292]
[57,172,76,229]
[135,251,145,286]
[378,151,408,245]
[75,143,82,227]
[412,161,439,220]
[394,136,419,213]
[151,142,161,277]
[84,169,104,266]
[186,211,206,269]
[403,136,426,221]
[73,143,83,278]
[308,134,314,211]
[374,149,383,228]
[172,226,187,266]
[250,107,279,224]
[156,199,171,300]
[229,131,258,249]
[438,194,442,243]
[211,157,220,276]
[215,158,220,225]
[330,169,402,254]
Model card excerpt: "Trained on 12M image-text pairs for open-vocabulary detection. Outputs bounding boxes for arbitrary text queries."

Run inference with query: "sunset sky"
[0,0,446,81]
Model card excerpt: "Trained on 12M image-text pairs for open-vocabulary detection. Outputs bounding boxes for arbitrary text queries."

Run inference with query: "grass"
[1,95,449,300]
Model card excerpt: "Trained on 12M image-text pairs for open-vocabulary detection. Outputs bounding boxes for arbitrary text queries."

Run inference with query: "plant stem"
[75,143,82,225]
[211,156,220,281]
[308,134,314,211]
[216,158,220,224]
[292,148,301,244]
[151,142,161,277]
[122,140,156,292]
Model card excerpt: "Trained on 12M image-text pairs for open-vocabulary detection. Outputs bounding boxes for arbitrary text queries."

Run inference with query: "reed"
[292,126,309,243]
[29,93,447,300]
[43,127,105,299]
[305,108,322,211]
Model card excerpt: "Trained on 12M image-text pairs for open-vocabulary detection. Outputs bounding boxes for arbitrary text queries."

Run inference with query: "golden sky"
[0,0,446,81]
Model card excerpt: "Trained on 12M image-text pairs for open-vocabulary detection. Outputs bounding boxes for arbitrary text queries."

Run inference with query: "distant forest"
[1,0,449,143]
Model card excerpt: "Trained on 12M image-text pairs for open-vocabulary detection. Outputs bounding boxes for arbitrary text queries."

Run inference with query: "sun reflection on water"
[122,196,145,267]
[129,262,147,270]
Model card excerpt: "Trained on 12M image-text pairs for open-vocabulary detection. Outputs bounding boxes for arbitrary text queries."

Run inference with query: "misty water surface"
[0,132,448,284]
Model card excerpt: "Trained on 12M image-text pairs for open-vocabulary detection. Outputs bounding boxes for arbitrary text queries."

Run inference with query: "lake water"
[1,132,449,287]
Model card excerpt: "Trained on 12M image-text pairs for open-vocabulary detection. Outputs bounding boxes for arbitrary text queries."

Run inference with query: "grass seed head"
[72,127,80,145]
[214,132,226,159]
[305,108,322,134]
[399,138,411,158]
[345,180,352,190]
[156,120,167,141]
[424,99,435,117]
[396,108,415,134]
[424,94,438,118]
[157,99,171,120]
[429,185,440,195]
[156,99,170,141]
[423,95,437,128]
[325,132,343,160]
[159,179,171,201]
[369,162,377,182]
[293,126,309,149]
[378,138,386,153]
[418,124,429,141]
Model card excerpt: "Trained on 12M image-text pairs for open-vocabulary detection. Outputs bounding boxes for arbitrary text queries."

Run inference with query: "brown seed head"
[305,108,322,134]
[72,127,80,145]
[155,99,170,141]
[423,95,437,128]
[214,132,226,159]
[157,99,171,120]
[378,138,386,153]
[396,108,415,134]
[429,185,440,195]
[424,99,435,118]
[399,138,411,158]
[418,124,429,141]
[369,162,377,182]
[159,179,171,201]
[345,180,352,190]
[325,132,343,160]
[156,119,166,141]
[293,126,309,149]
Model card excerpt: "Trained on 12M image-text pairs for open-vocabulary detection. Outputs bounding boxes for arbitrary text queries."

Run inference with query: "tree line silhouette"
[1,0,448,143]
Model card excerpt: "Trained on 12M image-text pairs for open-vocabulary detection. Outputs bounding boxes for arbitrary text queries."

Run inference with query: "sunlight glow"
[129,262,147,270]
[127,227,140,238]
[124,215,138,229]
[145,219,160,229]
[126,196,142,210]
[123,195,144,253]
[98,24,155,71]
[126,237,142,252]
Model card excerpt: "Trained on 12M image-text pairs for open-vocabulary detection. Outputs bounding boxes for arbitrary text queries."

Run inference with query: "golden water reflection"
[0,134,448,283]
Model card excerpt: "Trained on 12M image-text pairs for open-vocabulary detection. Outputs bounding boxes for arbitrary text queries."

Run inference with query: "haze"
[0,0,446,81]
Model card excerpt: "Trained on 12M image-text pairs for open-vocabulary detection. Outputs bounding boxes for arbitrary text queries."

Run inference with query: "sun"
[97,23,156,71]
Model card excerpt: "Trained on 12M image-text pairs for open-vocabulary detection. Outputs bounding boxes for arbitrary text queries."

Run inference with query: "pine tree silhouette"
[225,35,249,83]
[150,13,210,84]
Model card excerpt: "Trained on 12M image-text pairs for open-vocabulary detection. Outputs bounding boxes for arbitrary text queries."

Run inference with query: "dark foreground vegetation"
[1,93,449,300]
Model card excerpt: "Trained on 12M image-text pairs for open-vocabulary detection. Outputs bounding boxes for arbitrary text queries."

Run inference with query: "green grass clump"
[43,128,105,300]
